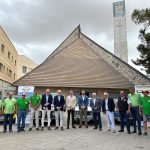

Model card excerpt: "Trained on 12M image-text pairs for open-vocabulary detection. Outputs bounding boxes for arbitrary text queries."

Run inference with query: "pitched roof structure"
[14,25,150,89]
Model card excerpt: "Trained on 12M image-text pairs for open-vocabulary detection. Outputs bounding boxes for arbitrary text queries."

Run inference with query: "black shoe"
[72,126,76,129]
[99,128,102,131]
[29,128,32,131]
[118,129,124,132]
[86,125,88,128]
[2,130,6,133]
[9,129,13,133]
[128,131,131,134]
[61,127,64,131]
[41,127,44,131]
[17,129,21,133]
[55,127,59,130]
[47,127,51,130]
[36,128,39,131]
[93,127,98,129]
[138,132,142,135]
[79,125,82,128]
[67,127,69,129]
[21,128,25,132]
[143,132,148,136]
[132,131,137,133]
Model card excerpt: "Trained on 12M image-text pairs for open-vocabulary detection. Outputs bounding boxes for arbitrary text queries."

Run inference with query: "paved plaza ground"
[0,116,150,150]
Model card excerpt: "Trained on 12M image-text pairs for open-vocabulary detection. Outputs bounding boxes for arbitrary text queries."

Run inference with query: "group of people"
[0,87,150,136]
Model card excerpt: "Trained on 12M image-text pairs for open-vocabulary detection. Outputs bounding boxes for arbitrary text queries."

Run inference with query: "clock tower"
[113,0,128,62]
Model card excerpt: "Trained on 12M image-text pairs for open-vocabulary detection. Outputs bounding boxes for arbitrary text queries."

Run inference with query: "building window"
[22,66,27,74]
[1,44,5,53]
[15,60,16,66]
[3,65,5,73]
[0,63,3,72]
[8,69,12,77]
[6,68,8,75]
[8,51,10,59]
[14,73,15,80]
[12,56,13,62]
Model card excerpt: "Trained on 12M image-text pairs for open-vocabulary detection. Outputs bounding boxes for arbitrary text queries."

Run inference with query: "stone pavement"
[0,116,150,150]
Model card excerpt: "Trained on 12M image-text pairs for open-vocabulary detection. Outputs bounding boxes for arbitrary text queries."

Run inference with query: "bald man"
[41,89,53,131]
[54,90,65,130]
[90,93,102,130]
[3,92,16,133]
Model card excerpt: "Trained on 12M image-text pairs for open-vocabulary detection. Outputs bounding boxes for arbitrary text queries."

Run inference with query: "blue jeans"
[3,114,13,131]
[93,111,102,129]
[131,107,141,132]
[119,111,130,132]
[17,110,26,130]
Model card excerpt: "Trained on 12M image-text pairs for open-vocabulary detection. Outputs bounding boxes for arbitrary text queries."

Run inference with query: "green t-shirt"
[16,98,29,111]
[3,98,16,114]
[140,96,150,115]
[128,92,141,107]
[29,95,41,107]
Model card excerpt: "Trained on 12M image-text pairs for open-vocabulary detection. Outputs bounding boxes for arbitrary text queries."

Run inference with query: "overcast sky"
[0,0,149,74]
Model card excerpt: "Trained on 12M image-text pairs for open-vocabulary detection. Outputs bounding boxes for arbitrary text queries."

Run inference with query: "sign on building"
[135,85,150,96]
[18,86,34,98]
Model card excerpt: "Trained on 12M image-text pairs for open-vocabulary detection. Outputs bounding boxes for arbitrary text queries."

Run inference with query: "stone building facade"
[0,26,18,98]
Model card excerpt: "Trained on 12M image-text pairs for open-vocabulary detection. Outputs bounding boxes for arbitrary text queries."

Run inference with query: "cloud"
[0,0,149,75]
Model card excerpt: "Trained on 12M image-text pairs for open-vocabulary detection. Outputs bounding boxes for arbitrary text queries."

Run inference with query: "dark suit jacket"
[78,96,89,110]
[102,97,115,113]
[41,94,53,110]
[54,95,64,111]
[90,97,102,112]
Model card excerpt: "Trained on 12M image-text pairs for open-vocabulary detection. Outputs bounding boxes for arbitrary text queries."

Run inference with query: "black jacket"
[41,94,53,110]
[117,96,129,112]
[54,95,64,111]
[102,97,115,112]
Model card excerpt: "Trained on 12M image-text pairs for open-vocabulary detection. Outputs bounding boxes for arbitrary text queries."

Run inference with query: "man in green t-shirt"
[29,90,41,131]
[139,90,150,136]
[128,87,142,135]
[2,92,16,133]
[16,93,29,132]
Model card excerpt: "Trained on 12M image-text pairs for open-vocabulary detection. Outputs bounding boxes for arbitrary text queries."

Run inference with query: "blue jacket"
[90,97,102,112]
[54,95,64,111]
[41,94,53,110]
[78,95,89,109]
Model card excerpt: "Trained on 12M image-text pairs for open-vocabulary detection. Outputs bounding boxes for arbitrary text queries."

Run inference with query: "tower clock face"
[113,1,125,17]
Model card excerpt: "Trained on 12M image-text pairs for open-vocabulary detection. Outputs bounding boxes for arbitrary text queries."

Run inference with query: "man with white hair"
[2,92,16,133]
[90,92,102,130]
[41,89,53,131]
[102,92,116,133]
[54,90,64,130]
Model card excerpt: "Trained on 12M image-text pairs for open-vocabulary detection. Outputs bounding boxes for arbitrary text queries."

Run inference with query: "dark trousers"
[3,114,13,131]
[119,111,130,132]
[17,110,26,130]
[93,111,102,129]
[67,109,75,127]
[131,107,141,132]
[79,109,87,126]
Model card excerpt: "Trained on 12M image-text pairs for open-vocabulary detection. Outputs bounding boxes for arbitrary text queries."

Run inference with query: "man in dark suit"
[78,90,89,128]
[54,90,64,130]
[90,93,102,131]
[41,89,53,131]
[102,92,116,133]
